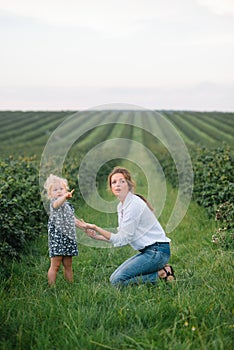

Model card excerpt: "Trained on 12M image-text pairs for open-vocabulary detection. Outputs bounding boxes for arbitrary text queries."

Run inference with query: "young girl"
[44,174,82,286]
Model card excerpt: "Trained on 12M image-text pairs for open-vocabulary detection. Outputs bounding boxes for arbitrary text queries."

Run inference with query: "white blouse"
[109,192,170,250]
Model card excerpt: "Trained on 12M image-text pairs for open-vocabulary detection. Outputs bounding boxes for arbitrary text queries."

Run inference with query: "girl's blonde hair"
[44,174,69,199]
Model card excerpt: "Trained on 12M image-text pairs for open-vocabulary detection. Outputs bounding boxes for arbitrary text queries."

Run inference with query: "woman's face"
[110,173,129,202]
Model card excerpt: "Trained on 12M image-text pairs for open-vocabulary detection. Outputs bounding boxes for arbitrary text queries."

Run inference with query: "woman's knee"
[110,272,120,285]
[110,271,127,286]
[109,272,115,285]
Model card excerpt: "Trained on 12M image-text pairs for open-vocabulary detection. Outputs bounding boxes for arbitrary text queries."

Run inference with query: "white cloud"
[197,0,234,17]
[0,0,158,34]
[0,0,233,110]
[0,0,204,35]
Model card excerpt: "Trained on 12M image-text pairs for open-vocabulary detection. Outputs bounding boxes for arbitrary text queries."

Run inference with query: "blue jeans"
[110,242,170,286]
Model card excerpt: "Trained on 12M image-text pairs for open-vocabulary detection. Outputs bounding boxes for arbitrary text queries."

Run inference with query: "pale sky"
[1,0,234,111]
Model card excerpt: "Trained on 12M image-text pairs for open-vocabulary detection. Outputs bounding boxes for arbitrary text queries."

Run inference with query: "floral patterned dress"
[48,199,78,257]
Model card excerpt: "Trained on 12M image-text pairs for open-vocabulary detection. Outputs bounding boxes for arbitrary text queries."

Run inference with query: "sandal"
[161,264,176,282]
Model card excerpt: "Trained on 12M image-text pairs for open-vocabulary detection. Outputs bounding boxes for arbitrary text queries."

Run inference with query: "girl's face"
[110,173,129,202]
[50,181,66,198]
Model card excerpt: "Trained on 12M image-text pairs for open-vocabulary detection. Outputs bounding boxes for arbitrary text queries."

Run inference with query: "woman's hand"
[75,219,98,234]
[86,229,110,242]
[86,228,97,238]
[76,219,111,241]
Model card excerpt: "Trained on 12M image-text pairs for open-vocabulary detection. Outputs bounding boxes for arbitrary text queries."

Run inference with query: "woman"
[81,167,175,286]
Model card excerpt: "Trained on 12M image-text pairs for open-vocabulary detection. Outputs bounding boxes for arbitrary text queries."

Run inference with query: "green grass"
[0,110,233,349]
[1,189,233,350]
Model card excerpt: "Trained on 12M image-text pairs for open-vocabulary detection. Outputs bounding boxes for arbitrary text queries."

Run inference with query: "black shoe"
[161,265,176,282]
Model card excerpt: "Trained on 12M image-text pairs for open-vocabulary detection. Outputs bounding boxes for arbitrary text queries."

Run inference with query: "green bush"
[0,157,46,274]
[212,201,234,249]
[159,144,233,250]
[192,145,233,217]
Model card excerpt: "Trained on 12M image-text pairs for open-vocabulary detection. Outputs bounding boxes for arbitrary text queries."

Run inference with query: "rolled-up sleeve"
[109,199,141,247]
[110,221,137,246]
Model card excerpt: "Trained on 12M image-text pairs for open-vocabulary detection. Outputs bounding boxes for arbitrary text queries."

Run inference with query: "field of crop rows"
[0,110,233,159]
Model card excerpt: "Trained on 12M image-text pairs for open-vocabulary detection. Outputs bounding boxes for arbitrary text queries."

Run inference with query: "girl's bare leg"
[48,256,63,285]
[62,256,73,282]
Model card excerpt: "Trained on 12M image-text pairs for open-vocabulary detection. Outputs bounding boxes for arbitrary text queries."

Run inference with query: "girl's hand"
[85,223,96,230]
[66,189,74,199]
[52,189,74,209]
[75,218,87,230]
